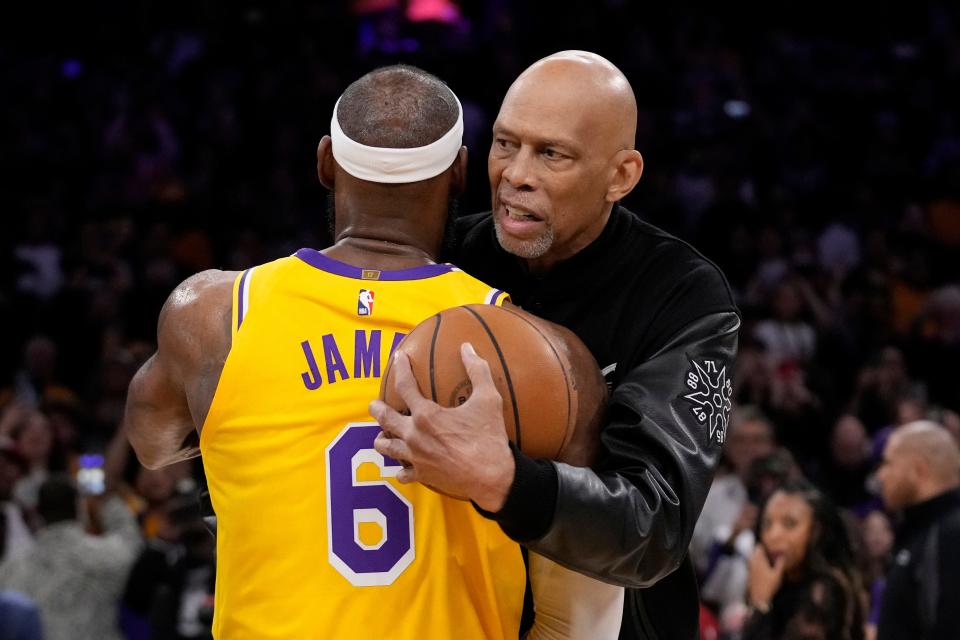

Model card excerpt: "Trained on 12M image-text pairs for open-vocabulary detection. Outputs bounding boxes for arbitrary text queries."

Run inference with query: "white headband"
[330,95,464,184]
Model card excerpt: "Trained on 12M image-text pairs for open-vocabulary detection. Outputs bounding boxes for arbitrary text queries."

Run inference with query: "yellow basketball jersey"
[199,248,524,640]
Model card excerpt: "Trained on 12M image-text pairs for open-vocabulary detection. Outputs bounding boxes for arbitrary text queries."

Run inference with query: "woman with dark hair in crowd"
[857,509,894,640]
[745,479,866,640]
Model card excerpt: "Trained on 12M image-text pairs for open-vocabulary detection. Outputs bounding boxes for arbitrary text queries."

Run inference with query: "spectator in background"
[910,285,960,412]
[0,437,31,562]
[0,336,72,410]
[875,421,960,640]
[691,407,776,620]
[858,510,894,640]
[122,494,215,640]
[750,277,831,460]
[0,441,142,640]
[129,464,185,539]
[821,415,876,513]
[0,405,64,513]
[744,479,866,640]
[733,337,776,409]
[753,279,817,371]
[746,449,804,509]
[852,347,925,433]
[42,398,83,465]
[930,407,960,446]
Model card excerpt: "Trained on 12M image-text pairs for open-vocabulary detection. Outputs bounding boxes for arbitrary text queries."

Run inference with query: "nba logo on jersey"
[358,289,375,316]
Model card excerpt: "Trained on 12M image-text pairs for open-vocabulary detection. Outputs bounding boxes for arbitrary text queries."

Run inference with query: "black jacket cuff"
[473,442,558,542]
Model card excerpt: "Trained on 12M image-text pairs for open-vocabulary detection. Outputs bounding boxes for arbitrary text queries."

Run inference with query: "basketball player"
[123,66,526,639]
[372,52,741,639]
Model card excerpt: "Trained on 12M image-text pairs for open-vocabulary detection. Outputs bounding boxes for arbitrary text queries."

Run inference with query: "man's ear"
[449,146,468,196]
[317,136,336,190]
[605,150,644,203]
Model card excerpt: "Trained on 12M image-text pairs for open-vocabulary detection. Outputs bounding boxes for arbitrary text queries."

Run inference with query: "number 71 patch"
[682,358,733,445]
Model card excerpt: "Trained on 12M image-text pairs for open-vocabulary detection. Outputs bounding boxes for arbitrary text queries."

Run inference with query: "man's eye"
[543,148,565,159]
[495,138,512,149]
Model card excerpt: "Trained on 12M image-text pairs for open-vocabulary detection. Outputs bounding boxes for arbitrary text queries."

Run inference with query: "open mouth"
[501,201,543,222]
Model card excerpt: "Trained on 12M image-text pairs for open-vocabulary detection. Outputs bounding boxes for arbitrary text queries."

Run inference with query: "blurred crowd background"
[1,1,959,639]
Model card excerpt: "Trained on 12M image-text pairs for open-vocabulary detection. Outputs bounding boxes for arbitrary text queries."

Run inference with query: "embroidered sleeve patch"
[682,358,733,444]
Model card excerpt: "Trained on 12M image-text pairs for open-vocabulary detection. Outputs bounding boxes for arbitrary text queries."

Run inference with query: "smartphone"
[76,453,106,496]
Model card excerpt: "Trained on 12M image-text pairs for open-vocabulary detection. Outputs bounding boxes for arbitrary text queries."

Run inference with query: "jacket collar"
[492,204,628,285]
[899,488,960,536]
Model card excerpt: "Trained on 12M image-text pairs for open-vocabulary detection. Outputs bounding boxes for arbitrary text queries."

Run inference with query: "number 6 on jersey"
[325,422,415,586]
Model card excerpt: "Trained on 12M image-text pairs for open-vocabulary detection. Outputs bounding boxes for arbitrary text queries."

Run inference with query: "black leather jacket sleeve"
[485,310,740,588]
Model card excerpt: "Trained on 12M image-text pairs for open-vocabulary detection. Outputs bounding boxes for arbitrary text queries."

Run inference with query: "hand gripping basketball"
[372,304,607,509]
[371,343,515,510]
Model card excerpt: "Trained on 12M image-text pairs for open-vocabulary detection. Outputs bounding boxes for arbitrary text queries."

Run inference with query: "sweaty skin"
[125,270,235,469]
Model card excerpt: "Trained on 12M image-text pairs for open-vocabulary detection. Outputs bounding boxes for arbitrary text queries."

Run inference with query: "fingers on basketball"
[379,304,607,462]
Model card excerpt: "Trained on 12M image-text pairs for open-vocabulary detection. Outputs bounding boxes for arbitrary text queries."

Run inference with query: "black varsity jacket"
[453,205,740,640]
[877,488,960,640]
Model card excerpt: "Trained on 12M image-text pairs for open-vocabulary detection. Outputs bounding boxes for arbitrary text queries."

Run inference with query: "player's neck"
[330,191,447,265]
[325,236,439,271]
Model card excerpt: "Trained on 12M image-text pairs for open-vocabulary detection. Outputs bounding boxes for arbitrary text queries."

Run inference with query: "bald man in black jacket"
[876,421,960,640]
[372,51,739,639]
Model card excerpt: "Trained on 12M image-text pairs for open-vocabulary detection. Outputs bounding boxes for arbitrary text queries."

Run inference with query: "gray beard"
[493,217,554,259]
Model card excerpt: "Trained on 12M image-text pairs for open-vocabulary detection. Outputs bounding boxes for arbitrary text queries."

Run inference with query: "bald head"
[488,50,644,271]
[506,50,638,152]
[889,421,960,487]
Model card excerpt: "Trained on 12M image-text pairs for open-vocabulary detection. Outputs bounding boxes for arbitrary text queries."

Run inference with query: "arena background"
[1,1,959,638]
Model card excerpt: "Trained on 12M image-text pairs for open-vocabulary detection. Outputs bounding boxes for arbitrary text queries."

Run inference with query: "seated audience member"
[744,479,866,640]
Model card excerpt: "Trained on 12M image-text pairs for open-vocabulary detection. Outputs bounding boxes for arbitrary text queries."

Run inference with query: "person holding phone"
[0,426,141,640]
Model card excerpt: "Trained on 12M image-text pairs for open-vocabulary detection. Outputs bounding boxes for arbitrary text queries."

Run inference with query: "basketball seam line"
[498,306,572,459]
[462,306,522,452]
[428,313,441,403]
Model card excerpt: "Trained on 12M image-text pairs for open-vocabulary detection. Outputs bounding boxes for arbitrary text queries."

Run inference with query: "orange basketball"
[379,304,607,465]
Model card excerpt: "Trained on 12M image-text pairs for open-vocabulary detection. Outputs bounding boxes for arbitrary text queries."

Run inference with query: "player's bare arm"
[125,269,237,469]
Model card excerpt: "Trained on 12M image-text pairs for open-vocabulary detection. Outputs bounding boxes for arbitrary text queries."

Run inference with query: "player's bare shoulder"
[158,269,239,374]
